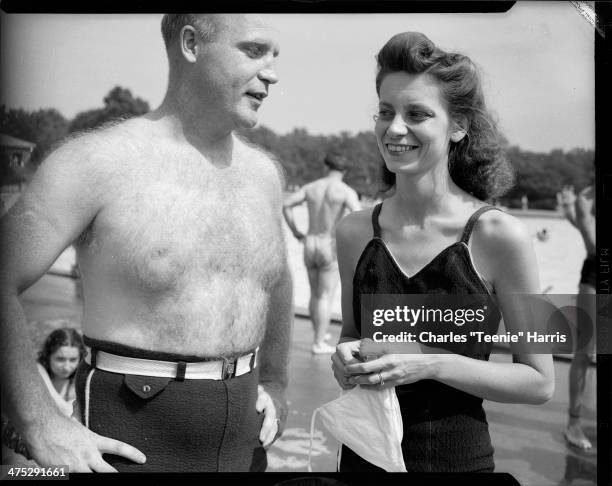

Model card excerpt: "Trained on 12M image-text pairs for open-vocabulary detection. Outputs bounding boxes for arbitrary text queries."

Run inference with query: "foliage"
[241,127,594,208]
[0,106,69,165]
[68,86,150,133]
[2,90,594,209]
[240,126,384,198]
[1,86,149,166]
[504,146,594,209]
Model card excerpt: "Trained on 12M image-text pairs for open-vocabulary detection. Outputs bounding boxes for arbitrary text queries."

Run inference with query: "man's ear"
[180,25,199,63]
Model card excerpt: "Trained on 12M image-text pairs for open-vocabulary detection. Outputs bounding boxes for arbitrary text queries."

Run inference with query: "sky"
[0,3,595,152]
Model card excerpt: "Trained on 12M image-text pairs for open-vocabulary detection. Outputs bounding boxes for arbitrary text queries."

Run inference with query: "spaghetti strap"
[460,206,503,244]
[371,203,383,238]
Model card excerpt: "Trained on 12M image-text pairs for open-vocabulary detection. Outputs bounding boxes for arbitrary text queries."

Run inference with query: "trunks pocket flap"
[123,375,172,399]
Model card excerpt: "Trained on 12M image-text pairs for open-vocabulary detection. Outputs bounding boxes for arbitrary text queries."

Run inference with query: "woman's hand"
[344,352,439,389]
[331,340,361,390]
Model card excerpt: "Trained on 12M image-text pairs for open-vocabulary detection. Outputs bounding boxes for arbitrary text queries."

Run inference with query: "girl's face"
[49,346,80,379]
[375,71,458,178]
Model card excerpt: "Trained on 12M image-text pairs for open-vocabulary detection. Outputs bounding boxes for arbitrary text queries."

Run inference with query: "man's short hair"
[324,153,349,172]
[161,14,219,49]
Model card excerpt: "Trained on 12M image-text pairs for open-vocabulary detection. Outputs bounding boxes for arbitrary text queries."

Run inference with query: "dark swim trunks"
[75,337,266,472]
[580,256,596,288]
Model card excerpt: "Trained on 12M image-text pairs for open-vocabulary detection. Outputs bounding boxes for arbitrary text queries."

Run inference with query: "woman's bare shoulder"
[471,209,539,291]
[336,207,375,243]
[473,210,531,252]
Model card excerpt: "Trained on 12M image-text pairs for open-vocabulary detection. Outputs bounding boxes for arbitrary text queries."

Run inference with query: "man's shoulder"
[52,118,144,164]
[32,120,155,196]
[322,179,358,201]
[235,135,285,183]
[339,180,358,196]
[236,134,276,164]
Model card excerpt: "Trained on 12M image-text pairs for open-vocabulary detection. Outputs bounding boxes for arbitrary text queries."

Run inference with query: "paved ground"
[15,274,598,484]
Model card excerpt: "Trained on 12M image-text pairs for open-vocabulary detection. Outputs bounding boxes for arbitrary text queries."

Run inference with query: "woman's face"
[375,71,456,178]
[49,345,80,379]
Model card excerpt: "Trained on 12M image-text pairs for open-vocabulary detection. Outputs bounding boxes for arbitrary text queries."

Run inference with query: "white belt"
[85,348,257,380]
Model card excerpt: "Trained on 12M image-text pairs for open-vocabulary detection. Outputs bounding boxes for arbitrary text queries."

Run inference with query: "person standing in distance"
[559,184,596,450]
[283,153,361,354]
[0,14,292,472]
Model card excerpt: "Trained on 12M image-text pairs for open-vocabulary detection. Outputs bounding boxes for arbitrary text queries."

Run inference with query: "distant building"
[1,133,36,214]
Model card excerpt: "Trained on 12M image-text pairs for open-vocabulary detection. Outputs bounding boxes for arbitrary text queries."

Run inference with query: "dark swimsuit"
[340,203,502,473]
[75,336,266,472]
[580,255,596,288]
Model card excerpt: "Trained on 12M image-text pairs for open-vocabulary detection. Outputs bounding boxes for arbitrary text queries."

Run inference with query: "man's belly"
[80,278,269,357]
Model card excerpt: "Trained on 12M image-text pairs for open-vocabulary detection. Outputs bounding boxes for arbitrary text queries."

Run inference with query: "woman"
[2,328,85,463]
[331,32,554,472]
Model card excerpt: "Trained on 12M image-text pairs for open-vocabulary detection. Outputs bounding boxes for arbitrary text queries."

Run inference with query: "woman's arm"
[336,209,377,342]
[346,212,555,404]
[331,211,373,389]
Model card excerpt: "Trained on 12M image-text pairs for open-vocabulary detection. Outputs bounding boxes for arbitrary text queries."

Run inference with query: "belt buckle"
[222,358,237,380]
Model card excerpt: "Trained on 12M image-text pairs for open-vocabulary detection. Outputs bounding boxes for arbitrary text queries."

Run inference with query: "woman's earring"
[451,130,466,143]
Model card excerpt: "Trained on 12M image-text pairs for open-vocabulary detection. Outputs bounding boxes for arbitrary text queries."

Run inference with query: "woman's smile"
[385,143,420,154]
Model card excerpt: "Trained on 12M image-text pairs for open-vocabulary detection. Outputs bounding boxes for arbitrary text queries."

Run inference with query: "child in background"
[2,328,86,463]
[36,328,86,416]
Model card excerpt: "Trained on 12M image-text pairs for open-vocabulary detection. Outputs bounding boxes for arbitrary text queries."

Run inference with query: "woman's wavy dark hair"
[37,328,86,380]
[375,32,514,200]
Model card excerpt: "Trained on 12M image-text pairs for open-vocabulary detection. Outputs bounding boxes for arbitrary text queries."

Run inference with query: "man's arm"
[343,187,361,215]
[282,188,306,241]
[558,185,578,227]
[0,141,145,471]
[252,151,294,447]
[256,260,293,446]
[575,185,595,253]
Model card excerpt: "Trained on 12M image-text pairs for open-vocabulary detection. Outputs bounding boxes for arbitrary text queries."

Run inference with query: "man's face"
[195,15,280,130]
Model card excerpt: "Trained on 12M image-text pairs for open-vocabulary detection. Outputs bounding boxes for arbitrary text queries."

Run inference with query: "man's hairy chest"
[82,163,285,294]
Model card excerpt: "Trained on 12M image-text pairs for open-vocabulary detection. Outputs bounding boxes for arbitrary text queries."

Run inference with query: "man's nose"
[258,66,279,85]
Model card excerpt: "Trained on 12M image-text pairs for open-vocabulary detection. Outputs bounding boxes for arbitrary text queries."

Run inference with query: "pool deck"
[15,274,599,485]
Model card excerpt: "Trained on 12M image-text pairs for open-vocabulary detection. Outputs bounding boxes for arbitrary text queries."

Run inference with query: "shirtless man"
[0,14,292,472]
[283,154,360,354]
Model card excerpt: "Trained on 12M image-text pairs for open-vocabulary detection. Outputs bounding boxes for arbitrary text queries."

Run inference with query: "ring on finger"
[378,372,384,386]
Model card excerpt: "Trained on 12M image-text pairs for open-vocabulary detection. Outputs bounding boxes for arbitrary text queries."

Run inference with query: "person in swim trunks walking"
[283,153,361,354]
[0,14,291,472]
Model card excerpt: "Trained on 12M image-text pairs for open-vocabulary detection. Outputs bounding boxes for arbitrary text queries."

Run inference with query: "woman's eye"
[377,110,394,121]
[409,111,430,121]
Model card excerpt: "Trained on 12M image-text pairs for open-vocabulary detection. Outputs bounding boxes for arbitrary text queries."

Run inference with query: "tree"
[69,86,150,133]
[505,145,594,209]
[0,105,69,165]
[203,124,596,206]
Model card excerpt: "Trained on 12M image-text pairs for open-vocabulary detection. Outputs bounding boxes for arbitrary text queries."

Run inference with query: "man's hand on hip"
[256,384,287,448]
[22,412,146,472]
